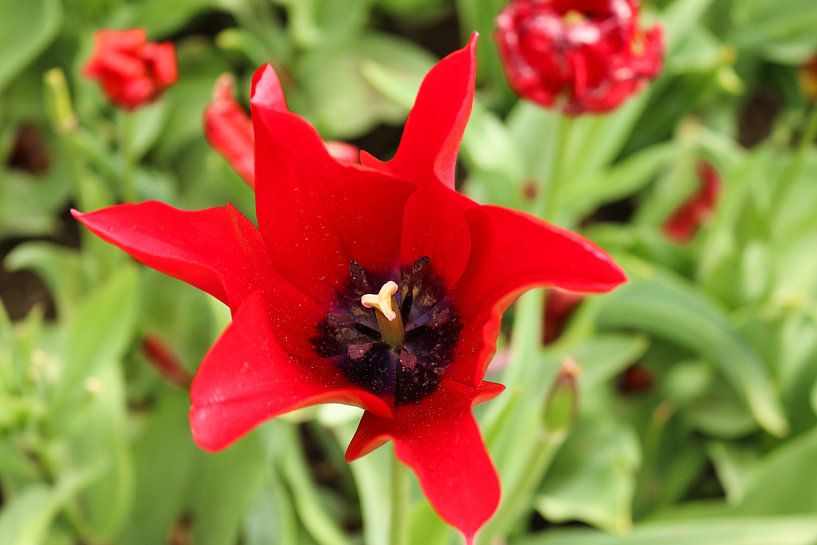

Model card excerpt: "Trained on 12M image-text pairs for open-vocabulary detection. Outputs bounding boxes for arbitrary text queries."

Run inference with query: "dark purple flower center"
[312,257,461,404]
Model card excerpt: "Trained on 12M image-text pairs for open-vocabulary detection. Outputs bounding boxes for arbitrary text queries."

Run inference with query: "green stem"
[479,432,566,545]
[533,115,574,221]
[506,114,575,385]
[389,452,410,545]
[118,111,138,202]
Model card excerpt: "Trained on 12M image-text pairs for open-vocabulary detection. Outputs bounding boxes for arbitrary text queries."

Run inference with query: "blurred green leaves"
[0,0,62,91]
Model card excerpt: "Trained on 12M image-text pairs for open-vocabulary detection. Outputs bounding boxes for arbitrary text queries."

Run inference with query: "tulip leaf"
[0,469,97,545]
[595,263,788,437]
[63,361,134,541]
[60,266,139,400]
[708,442,762,504]
[189,433,267,545]
[293,32,434,139]
[536,416,641,533]
[734,427,817,515]
[563,142,681,218]
[243,469,300,545]
[119,390,197,545]
[660,0,715,52]
[278,423,352,545]
[0,169,68,239]
[729,0,817,62]
[512,516,817,545]
[0,0,61,91]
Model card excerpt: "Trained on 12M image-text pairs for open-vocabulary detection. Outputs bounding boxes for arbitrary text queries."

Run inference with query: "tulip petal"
[72,202,265,312]
[204,74,256,187]
[447,205,627,385]
[346,380,503,543]
[251,64,415,302]
[400,182,474,289]
[367,34,477,189]
[191,291,392,451]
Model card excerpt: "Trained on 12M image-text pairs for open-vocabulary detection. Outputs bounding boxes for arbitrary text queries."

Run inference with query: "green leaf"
[334,420,393,545]
[278,424,352,545]
[190,433,267,545]
[512,516,817,545]
[61,362,133,541]
[0,470,96,545]
[536,416,641,533]
[243,470,300,545]
[119,390,197,545]
[0,169,68,239]
[131,0,222,37]
[708,442,762,504]
[563,143,681,218]
[0,0,62,90]
[729,0,817,62]
[660,0,715,52]
[735,427,817,515]
[293,32,434,139]
[60,266,139,400]
[127,101,169,159]
[595,263,788,437]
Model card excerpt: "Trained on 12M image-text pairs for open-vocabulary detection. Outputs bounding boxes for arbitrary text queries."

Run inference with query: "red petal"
[324,141,360,163]
[369,34,477,189]
[663,161,721,243]
[400,182,474,289]
[346,380,503,542]
[250,63,287,112]
[191,291,391,451]
[250,64,415,302]
[447,205,626,385]
[145,42,178,88]
[204,74,256,187]
[72,202,265,312]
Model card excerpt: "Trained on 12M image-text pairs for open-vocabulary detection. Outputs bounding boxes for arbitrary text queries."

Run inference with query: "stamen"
[361,281,399,321]
[361,281,405,347]
[563,10,587,25]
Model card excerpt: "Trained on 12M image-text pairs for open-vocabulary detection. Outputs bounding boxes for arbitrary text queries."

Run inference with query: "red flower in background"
[543,288,584,344]
[495,0,664,115]
[663,162,721,243]
[799,55,817,102]
[83,28,177,110]
[204,74,359,187]
[74,36,625,541]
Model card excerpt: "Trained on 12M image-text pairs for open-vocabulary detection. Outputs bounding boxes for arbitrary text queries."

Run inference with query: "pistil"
[361,281,405,347]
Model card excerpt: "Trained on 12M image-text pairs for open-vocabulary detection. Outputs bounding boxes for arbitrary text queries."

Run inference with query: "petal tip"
[250,63,286,111]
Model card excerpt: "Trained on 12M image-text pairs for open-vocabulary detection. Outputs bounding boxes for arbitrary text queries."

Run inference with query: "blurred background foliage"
[2,0,817,544]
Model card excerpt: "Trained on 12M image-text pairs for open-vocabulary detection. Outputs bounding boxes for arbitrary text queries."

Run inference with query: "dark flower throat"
[312,257,461,404]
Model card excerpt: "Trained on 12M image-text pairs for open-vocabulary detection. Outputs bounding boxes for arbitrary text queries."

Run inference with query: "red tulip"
[663,162,721,243]
[495,0,664,115]
[203,74,359,187]
[83,28,177,110]
[73,36,625,541]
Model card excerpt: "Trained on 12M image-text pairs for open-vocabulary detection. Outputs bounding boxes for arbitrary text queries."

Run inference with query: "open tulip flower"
[73,35,625,541]
[495,0,664,115]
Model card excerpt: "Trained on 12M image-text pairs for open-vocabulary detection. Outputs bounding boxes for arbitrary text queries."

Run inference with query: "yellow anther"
[563,10,587,26]
[361,281,399,322]
[361,281,405,347]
